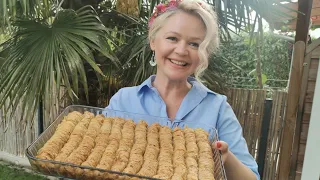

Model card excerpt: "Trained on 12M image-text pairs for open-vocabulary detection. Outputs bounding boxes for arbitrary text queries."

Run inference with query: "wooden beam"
[278,41,306,180]
[277,0,313,180]
[295,0,313,42]
[276,1,320,11]
[270,1,320,29]
[287,17,320,30]
[291,0,314,179]
[290,52,312,179]
[273,8,320,21]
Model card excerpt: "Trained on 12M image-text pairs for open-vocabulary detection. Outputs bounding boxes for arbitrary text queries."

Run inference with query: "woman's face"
[150,11,206,82]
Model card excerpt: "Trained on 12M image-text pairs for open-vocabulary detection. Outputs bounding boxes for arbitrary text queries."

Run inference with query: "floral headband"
[148,0,207,28]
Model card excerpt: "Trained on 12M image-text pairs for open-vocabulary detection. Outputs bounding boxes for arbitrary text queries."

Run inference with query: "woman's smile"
[168,58,189,67]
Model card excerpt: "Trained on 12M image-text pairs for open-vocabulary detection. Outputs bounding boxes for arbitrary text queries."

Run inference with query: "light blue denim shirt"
[106,75,260,179]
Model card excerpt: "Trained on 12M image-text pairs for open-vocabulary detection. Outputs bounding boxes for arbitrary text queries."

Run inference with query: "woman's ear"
[150,38,156,51]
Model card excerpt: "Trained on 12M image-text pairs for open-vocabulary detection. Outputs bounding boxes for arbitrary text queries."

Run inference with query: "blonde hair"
[148,0,219,81]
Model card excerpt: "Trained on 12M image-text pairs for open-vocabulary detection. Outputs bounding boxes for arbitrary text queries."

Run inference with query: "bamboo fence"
[0,87,67,157]
[0,103,38,157]
[227,88,267,159]
[227,88,288,180]
[263,91,288,180]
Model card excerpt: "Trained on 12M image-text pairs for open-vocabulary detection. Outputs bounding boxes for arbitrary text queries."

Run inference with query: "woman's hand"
[212,140,230,164]
[212,140,257,180]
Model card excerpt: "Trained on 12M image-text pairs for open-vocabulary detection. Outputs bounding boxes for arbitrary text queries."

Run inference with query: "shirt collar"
[137,75,217,96]
[137,75,156,92]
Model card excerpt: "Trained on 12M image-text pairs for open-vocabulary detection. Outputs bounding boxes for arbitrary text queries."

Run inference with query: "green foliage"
[213,32,292,89]
[0,6,118,121]
[0,0,53,28]
[0,33,9,44]
[248,69,268,85]
[0,163,48,180]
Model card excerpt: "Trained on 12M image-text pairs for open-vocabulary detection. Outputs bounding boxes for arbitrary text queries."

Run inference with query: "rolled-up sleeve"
[217,95,260,180]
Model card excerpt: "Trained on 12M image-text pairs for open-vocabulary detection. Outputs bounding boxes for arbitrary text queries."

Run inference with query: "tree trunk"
[255,19,263,89]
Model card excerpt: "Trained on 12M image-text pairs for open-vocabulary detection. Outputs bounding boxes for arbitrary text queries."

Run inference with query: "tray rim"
[25,151,162,180]
[25,104,227,180]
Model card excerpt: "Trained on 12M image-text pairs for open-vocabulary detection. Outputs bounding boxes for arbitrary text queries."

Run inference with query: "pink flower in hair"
[159,4,167,12]
[168,0,178,7]
[148,0,209,28]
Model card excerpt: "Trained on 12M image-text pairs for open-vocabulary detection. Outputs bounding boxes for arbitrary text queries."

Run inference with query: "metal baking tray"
[26,105,227,180]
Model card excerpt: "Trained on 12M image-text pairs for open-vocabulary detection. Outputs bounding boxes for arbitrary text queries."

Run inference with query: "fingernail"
[217,142,221,148]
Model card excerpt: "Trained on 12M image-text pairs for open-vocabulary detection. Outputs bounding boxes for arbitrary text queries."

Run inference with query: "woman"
[107,0,259,179]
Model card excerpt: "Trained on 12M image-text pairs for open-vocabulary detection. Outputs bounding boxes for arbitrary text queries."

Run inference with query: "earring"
[149,51,157,66]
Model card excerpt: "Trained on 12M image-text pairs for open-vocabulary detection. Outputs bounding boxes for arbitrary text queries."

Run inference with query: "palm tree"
[0,2,120,121]
[0,0,292,123]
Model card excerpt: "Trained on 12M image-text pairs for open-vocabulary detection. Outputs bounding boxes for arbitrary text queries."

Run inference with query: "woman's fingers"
[212,141,229,163]
[214,141,229,153]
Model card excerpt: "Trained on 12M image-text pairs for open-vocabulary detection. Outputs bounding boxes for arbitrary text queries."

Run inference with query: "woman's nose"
[174,42,188,56]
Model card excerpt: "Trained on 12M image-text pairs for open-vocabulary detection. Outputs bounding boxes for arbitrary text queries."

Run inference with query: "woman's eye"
[167,37,177,41]
[189,42,199,48]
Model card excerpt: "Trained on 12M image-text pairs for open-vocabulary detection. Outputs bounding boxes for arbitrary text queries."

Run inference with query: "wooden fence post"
[278,0,313,178]
[38,100,44,135]
[257,99,273,179]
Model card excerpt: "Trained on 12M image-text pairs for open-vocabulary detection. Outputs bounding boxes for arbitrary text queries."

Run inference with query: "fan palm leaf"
[0,0,52,28]
[0,5,119,121]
